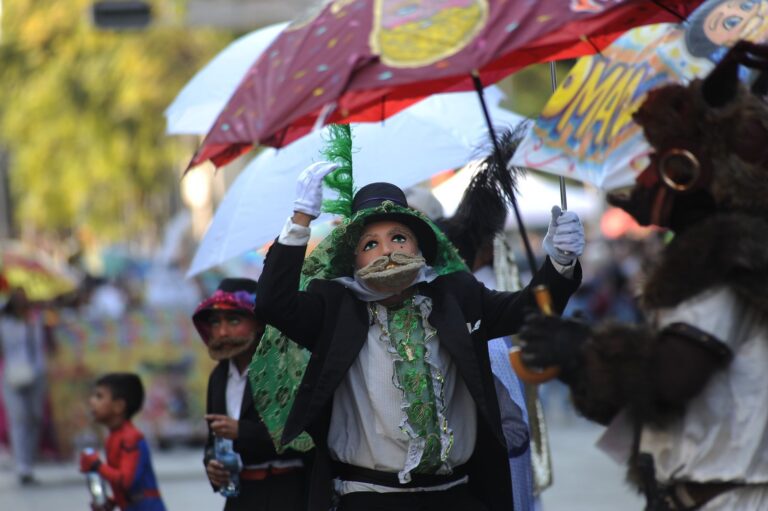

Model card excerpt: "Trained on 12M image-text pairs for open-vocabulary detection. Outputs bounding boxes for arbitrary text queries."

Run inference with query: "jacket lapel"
[307,291,369,421]
[210,361,229,415]
[241,375,254,416]
[420,283,493,432]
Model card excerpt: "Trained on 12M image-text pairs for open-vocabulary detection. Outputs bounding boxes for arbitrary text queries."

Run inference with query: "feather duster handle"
[321,124,355,219]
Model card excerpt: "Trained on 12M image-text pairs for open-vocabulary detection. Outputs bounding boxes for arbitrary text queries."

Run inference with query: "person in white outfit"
[0,288,49,485]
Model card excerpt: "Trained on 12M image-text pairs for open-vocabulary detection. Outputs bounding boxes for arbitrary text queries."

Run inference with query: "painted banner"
[47,310,215,456]
[512,0,768,190]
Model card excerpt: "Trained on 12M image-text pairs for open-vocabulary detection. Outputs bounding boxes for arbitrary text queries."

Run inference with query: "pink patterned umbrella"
[190,0,704,168]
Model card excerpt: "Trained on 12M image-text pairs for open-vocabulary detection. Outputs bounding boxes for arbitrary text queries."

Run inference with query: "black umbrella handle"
[471,72,538,274]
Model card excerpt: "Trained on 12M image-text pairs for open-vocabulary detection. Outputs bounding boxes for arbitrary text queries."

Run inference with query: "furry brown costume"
[574,42,768,427]
[642,213,768,315]
[520,41,768,511]
[571,212,768,427]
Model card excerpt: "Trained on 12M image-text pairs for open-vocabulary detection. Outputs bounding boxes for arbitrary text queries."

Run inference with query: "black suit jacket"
[258,241,581,511]
[203,360,306,489]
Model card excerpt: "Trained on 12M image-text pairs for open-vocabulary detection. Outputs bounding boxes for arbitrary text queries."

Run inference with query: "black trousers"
[223,471,306,511]
[337,484,490,511]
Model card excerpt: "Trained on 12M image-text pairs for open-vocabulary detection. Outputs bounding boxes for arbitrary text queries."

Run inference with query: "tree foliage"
[0,0,233,243]
[501,60,575,118]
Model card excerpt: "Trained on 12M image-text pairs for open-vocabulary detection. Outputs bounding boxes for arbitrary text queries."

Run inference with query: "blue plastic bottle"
[82,448,109,506]
[214,437,242,498]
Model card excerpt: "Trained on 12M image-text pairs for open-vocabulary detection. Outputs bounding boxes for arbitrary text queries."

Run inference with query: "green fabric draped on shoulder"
[248,326,314,452]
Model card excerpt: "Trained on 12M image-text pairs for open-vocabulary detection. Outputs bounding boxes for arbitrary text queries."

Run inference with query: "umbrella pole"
[550,62,568,211]
[471,72,538,274]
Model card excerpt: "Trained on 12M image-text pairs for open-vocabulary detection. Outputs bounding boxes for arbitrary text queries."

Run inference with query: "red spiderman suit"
[81,421,165,511]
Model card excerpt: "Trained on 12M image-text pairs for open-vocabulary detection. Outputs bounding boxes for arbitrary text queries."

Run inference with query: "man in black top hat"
[193,278,309,511]
[257,162,584,511]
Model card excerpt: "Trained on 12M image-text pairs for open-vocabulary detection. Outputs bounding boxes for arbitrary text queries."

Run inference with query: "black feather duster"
[440,121,529,268]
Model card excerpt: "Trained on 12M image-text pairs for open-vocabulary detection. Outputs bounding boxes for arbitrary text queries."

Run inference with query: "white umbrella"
[165,22,289,135]
[432,162,601,229]
[186,87,524,277]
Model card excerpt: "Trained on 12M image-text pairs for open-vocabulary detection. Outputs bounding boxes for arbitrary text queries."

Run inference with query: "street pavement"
[541,415,643,511]
[0,448,220,511]
[1,415,643,511]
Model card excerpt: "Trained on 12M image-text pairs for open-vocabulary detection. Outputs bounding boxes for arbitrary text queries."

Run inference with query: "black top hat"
[352,183,438,263]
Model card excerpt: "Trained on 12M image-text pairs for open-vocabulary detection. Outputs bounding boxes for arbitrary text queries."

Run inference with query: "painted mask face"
[354,220,425,293]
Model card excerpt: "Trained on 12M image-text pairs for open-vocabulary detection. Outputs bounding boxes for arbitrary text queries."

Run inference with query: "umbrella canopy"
[190,0,704,168]
[165,22,289,135]
[512,0,768,190]
[0,242,79,301]
[186,86,523,277]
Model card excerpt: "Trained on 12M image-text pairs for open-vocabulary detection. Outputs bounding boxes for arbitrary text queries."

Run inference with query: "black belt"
[651,481,745,510]
[333,462,468,489]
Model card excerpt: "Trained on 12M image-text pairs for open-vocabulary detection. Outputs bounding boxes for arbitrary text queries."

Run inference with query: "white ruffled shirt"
[328,297,477,494]
[225,360,248,420]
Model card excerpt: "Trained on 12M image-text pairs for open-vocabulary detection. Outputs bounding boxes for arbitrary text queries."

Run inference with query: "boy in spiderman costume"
[80,373,166,511]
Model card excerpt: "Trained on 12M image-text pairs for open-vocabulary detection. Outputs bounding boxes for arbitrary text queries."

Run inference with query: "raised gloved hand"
[542,206,585,266]
[518,312,591,384]
[79,450,102,473]
[293,161,340,218]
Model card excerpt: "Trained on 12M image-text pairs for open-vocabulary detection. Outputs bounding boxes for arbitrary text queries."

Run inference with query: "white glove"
[542,206,584,266]
[293,161,340,218]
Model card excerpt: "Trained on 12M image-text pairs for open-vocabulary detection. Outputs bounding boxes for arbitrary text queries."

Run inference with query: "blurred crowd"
[0,220,663,486]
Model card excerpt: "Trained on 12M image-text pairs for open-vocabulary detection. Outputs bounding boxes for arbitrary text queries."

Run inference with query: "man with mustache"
[193,278,309,511]
[257,164,584,511]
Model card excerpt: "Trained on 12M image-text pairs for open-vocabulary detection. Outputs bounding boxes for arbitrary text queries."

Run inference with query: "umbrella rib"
[582,35,603,57]
[277,128,288,148]
[380,95,386,123]
[647,0,687,22]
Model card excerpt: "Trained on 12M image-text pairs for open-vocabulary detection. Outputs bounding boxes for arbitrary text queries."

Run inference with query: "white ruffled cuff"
[278,217,311,246]
[550,258,576,279]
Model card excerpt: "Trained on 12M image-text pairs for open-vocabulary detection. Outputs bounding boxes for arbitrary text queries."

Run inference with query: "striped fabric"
[488,338,535,511]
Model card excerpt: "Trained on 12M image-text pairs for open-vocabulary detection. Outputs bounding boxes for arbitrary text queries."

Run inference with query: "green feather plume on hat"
[320,123,355,219]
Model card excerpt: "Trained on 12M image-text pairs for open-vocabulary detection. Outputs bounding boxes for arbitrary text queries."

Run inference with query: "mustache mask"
[355,251,426,293]
[207,335,256,361]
